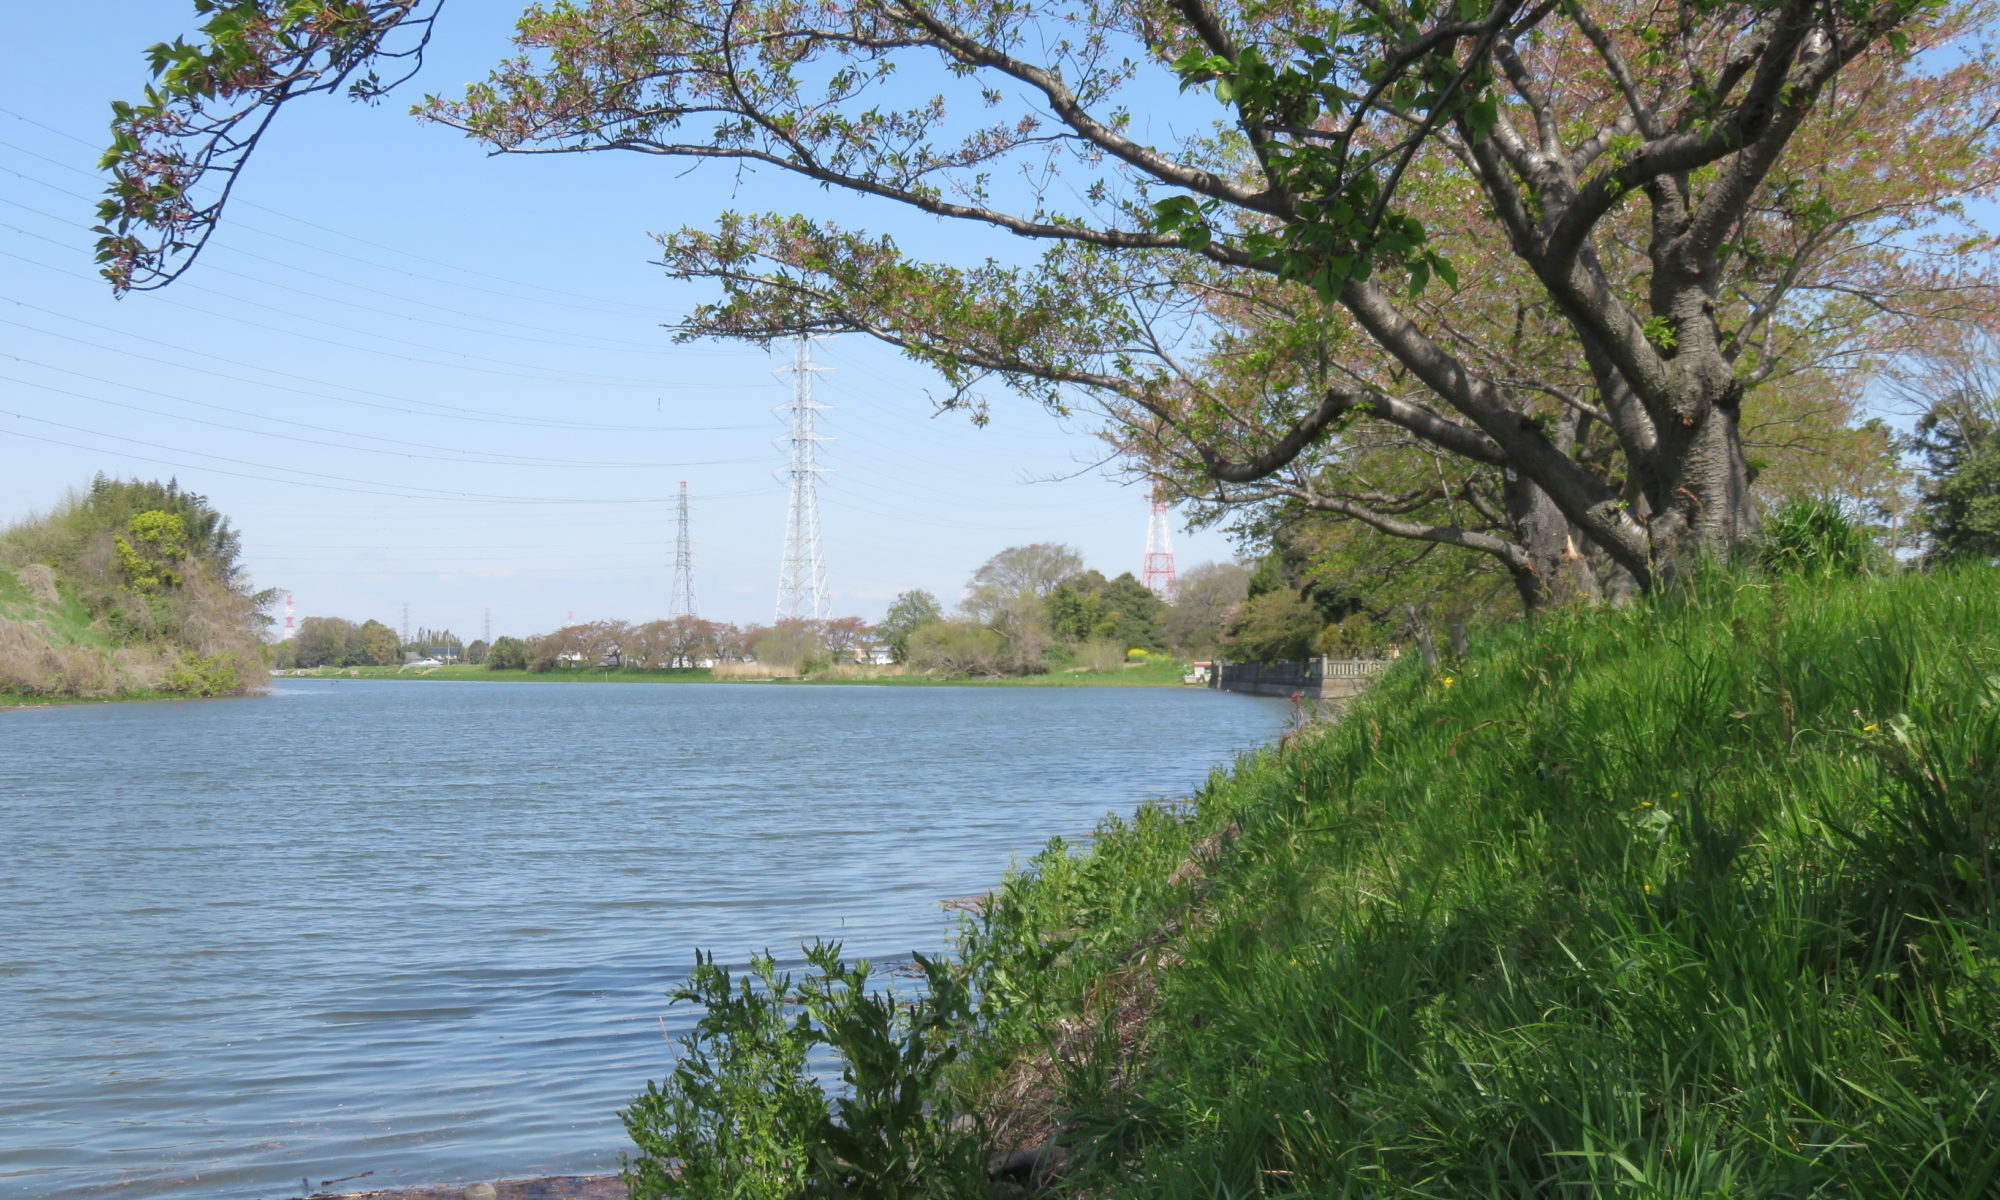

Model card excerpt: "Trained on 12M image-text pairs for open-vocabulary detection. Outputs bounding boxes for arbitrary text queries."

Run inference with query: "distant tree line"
[881,544,1259,677]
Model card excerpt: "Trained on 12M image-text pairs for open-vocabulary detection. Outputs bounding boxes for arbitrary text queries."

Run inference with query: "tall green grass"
[946,568,2000,1197]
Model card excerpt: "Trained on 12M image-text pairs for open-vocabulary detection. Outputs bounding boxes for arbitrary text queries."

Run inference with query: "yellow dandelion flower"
[1441,675,1456,688]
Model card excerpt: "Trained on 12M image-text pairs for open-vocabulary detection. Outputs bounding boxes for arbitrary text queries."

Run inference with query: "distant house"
[422,645,462,663]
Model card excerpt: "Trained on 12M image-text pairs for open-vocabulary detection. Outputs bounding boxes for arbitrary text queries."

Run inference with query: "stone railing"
[1211,656,1390,700]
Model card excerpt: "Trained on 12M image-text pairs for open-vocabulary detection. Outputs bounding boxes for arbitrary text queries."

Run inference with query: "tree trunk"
[1504,467,1569,612]
[1646,363,1760,580]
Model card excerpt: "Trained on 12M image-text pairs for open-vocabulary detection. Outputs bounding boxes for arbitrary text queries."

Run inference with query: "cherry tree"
[100,0,2000,602]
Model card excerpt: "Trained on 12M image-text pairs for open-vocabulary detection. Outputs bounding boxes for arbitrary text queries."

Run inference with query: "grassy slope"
[0,566,112,649]
[954,569,2000,1198]
[0,567,172,707]
[283,658,1192,687]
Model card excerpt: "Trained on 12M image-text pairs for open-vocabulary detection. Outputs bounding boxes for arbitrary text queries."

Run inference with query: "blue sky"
[0,2,1240,639]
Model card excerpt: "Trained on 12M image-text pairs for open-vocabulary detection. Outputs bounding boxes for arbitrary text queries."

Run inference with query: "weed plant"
[625,568,2000,1198]
[623,944,988,1198]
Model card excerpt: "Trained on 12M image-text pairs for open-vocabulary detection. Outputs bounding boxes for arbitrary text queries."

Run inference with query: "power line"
[0,295,754,434]
[0,211,678,388]
[0,112,666,318]
[0,348,765,471]
[0,170,684,356]
[0,390,680,504]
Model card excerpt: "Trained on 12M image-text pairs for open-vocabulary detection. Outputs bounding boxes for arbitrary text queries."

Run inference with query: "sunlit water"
[1,679,1286,1199]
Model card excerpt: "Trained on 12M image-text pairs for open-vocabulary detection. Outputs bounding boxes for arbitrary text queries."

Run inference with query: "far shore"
[3,657,1204,709]
[274,658,1196,688]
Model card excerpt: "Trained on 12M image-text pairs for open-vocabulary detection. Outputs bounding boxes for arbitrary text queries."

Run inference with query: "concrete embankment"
[1208,656,1388,701]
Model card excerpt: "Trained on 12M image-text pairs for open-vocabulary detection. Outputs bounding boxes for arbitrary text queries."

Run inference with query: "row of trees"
[279,620,467,669]
[274,612,888,674]
[518,615,875,673]
[880,544,1260,676]
[270,542,1269,680]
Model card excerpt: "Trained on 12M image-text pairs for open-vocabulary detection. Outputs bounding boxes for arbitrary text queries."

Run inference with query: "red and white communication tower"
[283,592,295,640]
[1142,500,1178,601]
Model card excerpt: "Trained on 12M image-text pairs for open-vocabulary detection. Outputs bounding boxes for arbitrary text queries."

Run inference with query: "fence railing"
[1323,658,1391,679]
[1210,656,1391,698]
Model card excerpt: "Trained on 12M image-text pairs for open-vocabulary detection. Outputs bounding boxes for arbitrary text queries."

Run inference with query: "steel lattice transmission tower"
[669,481,699,620]
[1143,499,1179,601]
[774,337,832,622]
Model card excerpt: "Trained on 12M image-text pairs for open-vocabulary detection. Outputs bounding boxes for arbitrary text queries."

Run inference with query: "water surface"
[1,680,1285,1199]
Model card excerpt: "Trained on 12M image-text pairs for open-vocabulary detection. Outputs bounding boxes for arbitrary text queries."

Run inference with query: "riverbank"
[307,1174,621,1200]
[0,686,183,710]
[277,657,1194,688]
[613,566,2000,1196]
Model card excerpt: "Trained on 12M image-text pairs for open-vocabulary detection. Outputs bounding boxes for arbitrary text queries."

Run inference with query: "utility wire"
[0,357,767,471]
[0,294,748,434]
[0,111,663,317]
[2,345,764,469]
[0,392,682,504]
[0,209,683,389]
[0,162,688,355]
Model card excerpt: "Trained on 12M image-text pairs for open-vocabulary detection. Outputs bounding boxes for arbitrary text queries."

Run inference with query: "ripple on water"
[0,680,1286,1200]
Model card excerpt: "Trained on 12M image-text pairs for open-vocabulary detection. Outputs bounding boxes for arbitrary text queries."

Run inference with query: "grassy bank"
[628,567,2000,1197]
[281,657,1193,688]
[0,566,189,708]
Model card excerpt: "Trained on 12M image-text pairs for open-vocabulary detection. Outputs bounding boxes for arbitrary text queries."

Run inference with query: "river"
[0,679,1286,1199]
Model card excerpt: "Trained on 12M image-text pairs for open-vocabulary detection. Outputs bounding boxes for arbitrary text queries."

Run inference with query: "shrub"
[712,661,786,680]
[1760,496,1876,578]
[1078,639,1126,673]
[486,636,529,670]
[623,943,982,1200]
[161,652,250,697]
[753,622,825,675]
[905,621,1005,676]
